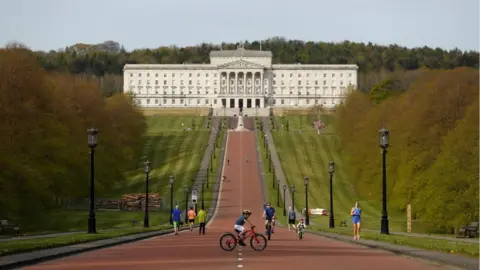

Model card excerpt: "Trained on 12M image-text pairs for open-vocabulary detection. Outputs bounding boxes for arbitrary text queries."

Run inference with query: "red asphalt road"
[26,131,455,270]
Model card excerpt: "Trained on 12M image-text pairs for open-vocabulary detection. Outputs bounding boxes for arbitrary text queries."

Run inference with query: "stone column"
[234,72,238,94]
[243,72,247,96]
[227,72,230,94]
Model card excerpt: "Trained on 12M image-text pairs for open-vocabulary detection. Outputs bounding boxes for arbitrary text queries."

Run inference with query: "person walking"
[287,206,297,231]
[172,205,182,236]
[351,201,361,240]
[197,207,207,235]
[187,207,196,231]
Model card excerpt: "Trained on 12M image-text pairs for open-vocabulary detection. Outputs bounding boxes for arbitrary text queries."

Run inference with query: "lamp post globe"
[304,177,310,225]
[143,160,151,228]
[87,128,98,148]
[379,128,390,234]
[328,161,335,174]
[379,128,390,149]
[328,161,335,228]
[87,128,98,234]
[282,184,287,216]
[169,176,174,224]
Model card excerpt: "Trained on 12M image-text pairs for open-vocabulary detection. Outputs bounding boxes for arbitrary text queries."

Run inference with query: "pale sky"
[0,0,478,52]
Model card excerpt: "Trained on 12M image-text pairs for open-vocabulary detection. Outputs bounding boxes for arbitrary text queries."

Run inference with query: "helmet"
[243,209,252,215]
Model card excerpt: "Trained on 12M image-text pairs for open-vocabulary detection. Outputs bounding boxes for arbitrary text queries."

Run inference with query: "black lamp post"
[272,165,276,189]
[304,177,310,225]
[169,176,174,225]
[201,181,205,210]
[268,152,271,172]
[210,151,213,173]
[192,186,198,214]
[184,185,189,224]
[282,184,287,216]
[379,128,390,234]
[206,163,210,189]
[328,161,335,228]
[143,160,151,228]
[276,179,280,207]
[87,128,98,234]
[291,185,295,212]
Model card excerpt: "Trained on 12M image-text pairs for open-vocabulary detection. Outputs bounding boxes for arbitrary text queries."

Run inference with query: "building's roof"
[210,48,272,58]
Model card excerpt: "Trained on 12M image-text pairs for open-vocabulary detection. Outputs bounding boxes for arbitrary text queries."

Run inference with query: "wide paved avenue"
[26,131,456,270]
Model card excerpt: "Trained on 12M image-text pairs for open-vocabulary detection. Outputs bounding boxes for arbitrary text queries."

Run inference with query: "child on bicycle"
[296,218,306,236]
[234,209,254,246]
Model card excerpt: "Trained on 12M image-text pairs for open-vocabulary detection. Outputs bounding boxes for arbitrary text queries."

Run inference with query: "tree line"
[0,47,146,223]
[335,67,479,233]
[29,38,479,95]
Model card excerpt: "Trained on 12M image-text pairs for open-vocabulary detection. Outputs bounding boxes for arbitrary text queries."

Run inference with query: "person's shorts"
[288,219,296,224]
[352,218,360,224]
[173,221,180,228]
[188,219,195,223]
[265,217,274,222]
[234,224,246,233]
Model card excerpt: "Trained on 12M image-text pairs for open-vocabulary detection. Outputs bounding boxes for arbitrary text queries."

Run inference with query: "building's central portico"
[218,59,267,108]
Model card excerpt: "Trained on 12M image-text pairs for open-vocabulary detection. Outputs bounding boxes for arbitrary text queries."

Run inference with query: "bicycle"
[219,226,267,251]
[297,226,305,240]
[265,220,273,240]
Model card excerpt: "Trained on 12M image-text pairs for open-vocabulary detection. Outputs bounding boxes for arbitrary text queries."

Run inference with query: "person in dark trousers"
[197,207,207,235]
[227,159,230,166]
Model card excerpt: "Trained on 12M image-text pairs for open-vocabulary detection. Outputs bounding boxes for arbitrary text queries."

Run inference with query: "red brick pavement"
[26,131,454,270]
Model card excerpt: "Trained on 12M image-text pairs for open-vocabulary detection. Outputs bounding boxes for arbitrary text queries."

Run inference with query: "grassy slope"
[272,115,406,231]
[23,115,211,233]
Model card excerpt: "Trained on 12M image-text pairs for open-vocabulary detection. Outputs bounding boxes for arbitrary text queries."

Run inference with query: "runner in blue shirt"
[172,205,182,235]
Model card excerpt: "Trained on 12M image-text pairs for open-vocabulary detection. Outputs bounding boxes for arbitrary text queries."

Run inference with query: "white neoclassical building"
[123,48,358,109]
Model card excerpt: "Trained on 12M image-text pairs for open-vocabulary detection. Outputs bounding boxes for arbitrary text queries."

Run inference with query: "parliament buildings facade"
[123,48,358,109]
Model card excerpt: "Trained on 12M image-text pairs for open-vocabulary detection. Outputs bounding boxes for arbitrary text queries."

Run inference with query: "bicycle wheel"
[266,224,271,240]
[250,233,267,251]
[219,233,237,251]
[299,231,303,240]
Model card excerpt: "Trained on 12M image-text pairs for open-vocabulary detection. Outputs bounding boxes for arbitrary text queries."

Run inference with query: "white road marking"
[238,258,243,261]
[238,252,243,256]
[238,265,243,268]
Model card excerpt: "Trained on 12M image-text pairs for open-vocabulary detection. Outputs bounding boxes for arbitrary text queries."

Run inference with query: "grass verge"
[310,226,479,258]
[271,115,407,231]
[0,224,173,256]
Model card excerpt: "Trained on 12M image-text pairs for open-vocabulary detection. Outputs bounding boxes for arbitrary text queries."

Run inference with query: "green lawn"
[0,224,173,256]
[112,115,210,207]
[17,211,169,233]
[271,115,407,231]
[310,226,479,258]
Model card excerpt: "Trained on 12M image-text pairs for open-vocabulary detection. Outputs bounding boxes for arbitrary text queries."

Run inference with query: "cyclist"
[296,218,306,238]
[234,209,254,246]
[263,202,276,234]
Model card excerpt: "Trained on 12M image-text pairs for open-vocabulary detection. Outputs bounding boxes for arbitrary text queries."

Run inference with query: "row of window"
[274,80,353,86]
[273,72,352,78]
[129,79,354,88]
[128,71,355,79]
[131,87,346,96]
[136,98,341,106]
[130,72,218,78]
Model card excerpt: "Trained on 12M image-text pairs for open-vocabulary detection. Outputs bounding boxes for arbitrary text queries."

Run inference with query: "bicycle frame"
[227,227,260,244]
